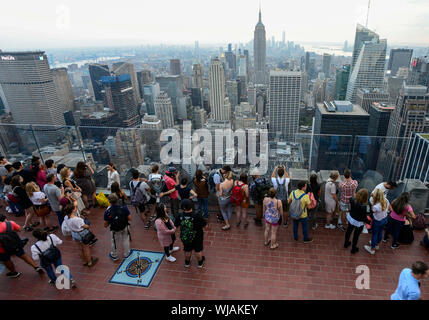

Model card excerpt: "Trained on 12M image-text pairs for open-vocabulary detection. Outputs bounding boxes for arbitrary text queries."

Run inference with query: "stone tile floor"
[0,206,428,300]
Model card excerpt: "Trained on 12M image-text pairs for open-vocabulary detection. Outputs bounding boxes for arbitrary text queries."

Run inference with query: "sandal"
[264,240,271,247]
[86,257,99,267]
[270,243,279,250]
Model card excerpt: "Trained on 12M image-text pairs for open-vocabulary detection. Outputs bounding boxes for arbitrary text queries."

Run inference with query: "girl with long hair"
[11,175,38,232]
[263,188,283,250]
[233,172,250,228]
[218,171,234,230]
[193,170,209,219]
[364,189,389,255]
[26,182,55,232]
[110,181,127,206]
[74,162,97,209]
[154,204,179,262]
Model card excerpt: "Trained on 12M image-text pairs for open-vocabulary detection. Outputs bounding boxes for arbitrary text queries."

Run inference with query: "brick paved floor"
[0,206,428,300]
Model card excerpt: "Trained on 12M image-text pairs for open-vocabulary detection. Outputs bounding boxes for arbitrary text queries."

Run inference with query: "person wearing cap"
[174,199,206,268]
[160,167,180,222]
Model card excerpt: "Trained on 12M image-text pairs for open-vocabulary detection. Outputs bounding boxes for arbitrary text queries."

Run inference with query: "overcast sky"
[1,0,428,50]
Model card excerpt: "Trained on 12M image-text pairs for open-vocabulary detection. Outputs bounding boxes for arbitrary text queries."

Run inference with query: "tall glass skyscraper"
[346,25,386,103]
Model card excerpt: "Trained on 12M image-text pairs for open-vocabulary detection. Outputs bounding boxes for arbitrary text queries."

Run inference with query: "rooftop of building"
[317,101,368,116]
[371,102,395,112]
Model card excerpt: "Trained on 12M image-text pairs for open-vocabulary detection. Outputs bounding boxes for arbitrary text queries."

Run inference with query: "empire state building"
[254,8,266,85]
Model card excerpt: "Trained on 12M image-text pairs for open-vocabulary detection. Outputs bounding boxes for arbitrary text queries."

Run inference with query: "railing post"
[30,125,44,163]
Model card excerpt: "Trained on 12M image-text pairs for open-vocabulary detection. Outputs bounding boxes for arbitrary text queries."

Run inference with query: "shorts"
[71,229,90,243]
[183,239,204,253]
[340,201,350,212]
[265,219,279,227]
[0,248,25,262]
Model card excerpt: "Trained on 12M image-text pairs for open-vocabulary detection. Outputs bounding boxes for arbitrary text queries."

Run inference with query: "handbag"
[78,229,96,245]
[35,204,51,217]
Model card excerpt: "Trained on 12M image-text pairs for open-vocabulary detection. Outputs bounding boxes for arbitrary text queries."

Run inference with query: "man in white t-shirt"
[271,165,290,227]
[370,181,398,204]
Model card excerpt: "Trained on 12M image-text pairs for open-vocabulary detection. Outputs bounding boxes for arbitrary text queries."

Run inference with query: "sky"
[1,0,429,50]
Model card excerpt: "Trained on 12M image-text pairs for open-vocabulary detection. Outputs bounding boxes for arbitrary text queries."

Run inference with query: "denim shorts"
[71,229,89,242]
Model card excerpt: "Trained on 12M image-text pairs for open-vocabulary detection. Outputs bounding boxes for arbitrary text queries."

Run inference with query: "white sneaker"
[166,255,176,262]
[364,245,375,255]
[325,224,331,229]
[368,241,379,250]
[169,247,180,254]
[329,224,336,229]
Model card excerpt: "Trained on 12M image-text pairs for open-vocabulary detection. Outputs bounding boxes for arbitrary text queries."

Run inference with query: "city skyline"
[1,0,429,50]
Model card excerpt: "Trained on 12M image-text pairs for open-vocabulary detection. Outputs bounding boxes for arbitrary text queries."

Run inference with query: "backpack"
[180,215,196,245]
[34,235,61,266]
[308,192,317,209]
[130,181,147,206]
[275,178,287,202]
[412,213,427,230]
[0,222,24,255]
[264,200,280,224]
[289,191,306,220]
[231,182,245,206]
[148,175,166,197]
[208,170,222,192]
[107,206,129,232]
[250,178,271,203]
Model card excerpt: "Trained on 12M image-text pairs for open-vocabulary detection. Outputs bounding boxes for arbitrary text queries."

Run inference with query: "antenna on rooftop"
[366,0,371,28]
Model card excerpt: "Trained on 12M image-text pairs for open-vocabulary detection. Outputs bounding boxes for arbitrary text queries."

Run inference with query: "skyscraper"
[51,67,74,113]
[170,59,181,76]
[409,56,429,88]
[155,75,183,119]
[112,62,141,105]
[88,63,110,101]
[322,54,331,78]
[346,25,386,103]
[268,70,302,141]
[334,64,350,100]
[100,74,140,128]
[209,58,228,121]
[254,7,267,85]
[0,51,65,128]
[137,70,152,99]
[192,63,204,89]
[154,91,174,129]
[388,49,413,76]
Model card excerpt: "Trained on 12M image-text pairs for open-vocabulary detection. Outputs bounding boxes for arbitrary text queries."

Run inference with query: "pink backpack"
[308,192,317,209]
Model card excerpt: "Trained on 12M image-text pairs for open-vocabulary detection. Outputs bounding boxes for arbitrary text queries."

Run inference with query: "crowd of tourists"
[0,155,428,299]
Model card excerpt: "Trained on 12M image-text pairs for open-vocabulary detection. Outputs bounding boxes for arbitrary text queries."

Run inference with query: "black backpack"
[35,235,61,266]
[0,222,24,255]
[107,206,129,232]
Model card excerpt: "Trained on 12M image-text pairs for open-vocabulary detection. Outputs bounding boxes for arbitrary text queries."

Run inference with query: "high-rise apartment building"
[254,8,267,85]
[170,59,181,76]
[154,91,174,129]
[209,58,228,121]
[114,128,145,169]
[51,68,74,113]
[226,80,240,109]
[100,74,140,128]
[112,62,141,105]
[88,63,110,101]
[388,49,413,76]
[156,75,183,120]
[192,107,207,130]
[268,70,302,141]
[346,26,386,103]
[141,114,162,161]
[137,70,152,99]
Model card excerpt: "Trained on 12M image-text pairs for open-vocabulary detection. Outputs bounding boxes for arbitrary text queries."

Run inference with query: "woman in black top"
[306,174,321,230]
[11,175,38,232]
[344,189,371,254]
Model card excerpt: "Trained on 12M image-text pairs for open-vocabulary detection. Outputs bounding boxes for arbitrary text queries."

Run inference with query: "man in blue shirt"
[391,261,429,300]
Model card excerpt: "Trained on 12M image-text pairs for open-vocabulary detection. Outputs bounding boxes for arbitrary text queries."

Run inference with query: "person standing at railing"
[193,170,209,219]
[218,171,234,231]
[271,165,290,227]
[107,163,120,189]
[32,160,47,190]
[324,171,339,230]
[74,162,97,210]
[160,167,180,222]
[306,174,321,231]
[338,169,358,232]
[44,159,57,176]
[11,175,38,232]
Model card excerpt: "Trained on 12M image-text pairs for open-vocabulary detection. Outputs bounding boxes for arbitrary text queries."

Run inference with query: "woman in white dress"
[107,163,120,189]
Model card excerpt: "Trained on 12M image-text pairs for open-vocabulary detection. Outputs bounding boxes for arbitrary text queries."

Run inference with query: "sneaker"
[391,244,400,250]
[184,260,191,268]
[382,239,388,243]
[87,257,99,267]
[48,279,55,285]
[198,256,206,268]
[283,220,289,228]
[303,238,314,244]
[324,224,331,229]
[35,267,44,274]
[109,253,119,261]
[144,221,151,229]
[169,247,180,254]
[329,224,336,229]
[364,245,375,255]
[6,272,21,278]
[70,279,77,288]
[368,241,379,250]
[166,255,176,262]
[312,223,318,231]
